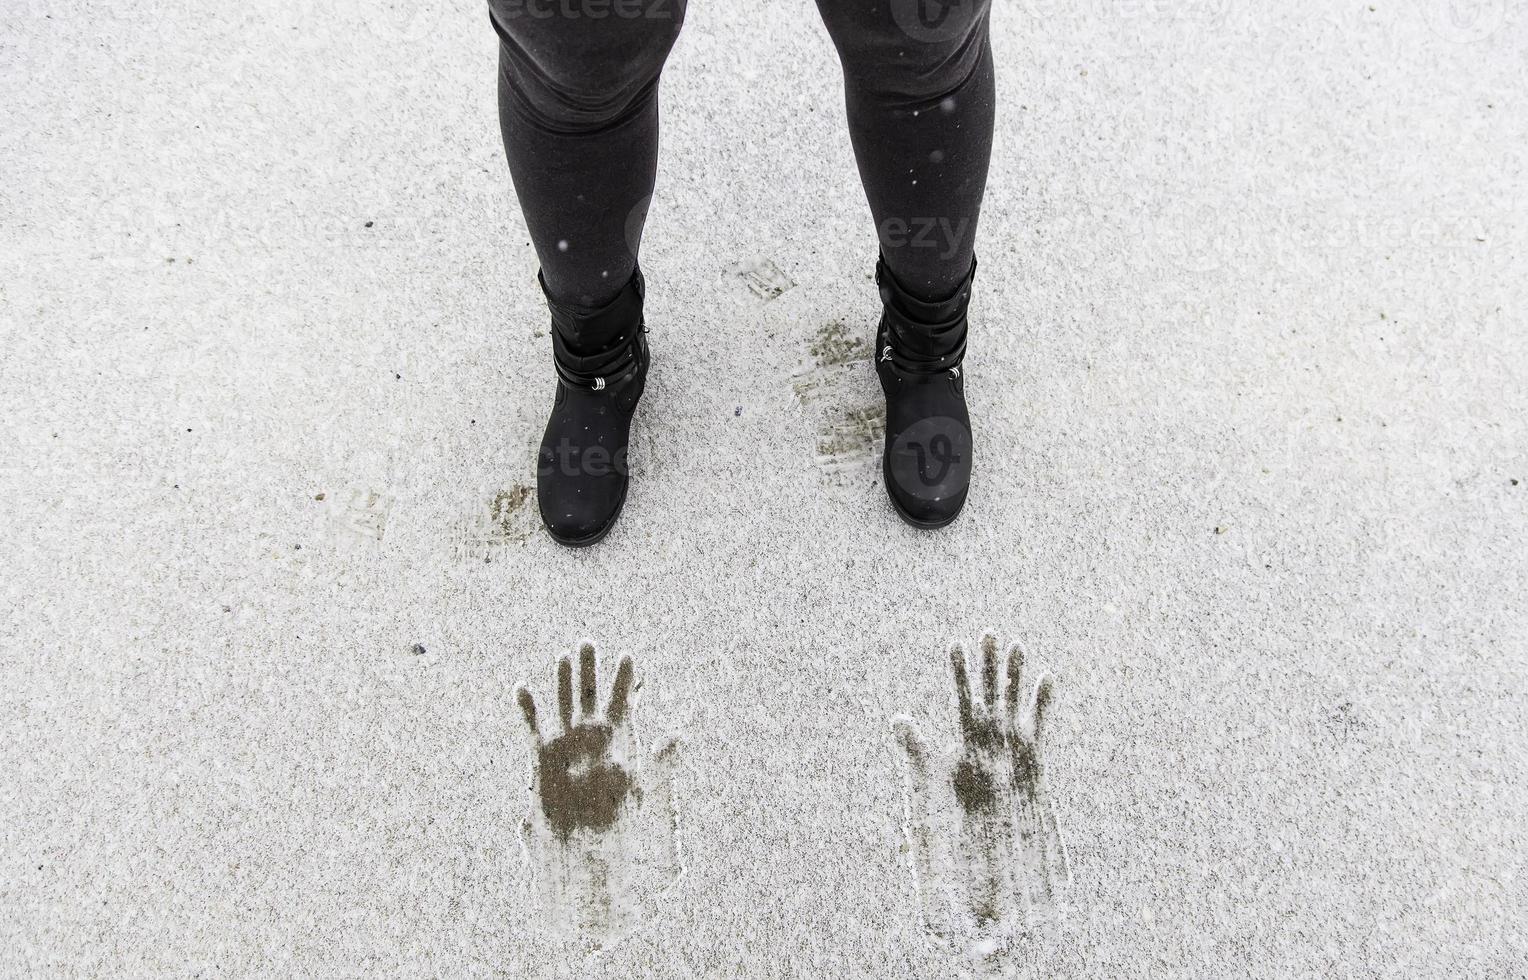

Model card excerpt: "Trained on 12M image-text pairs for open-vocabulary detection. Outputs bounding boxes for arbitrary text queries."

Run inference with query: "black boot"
[875,256,976,529]
[536,268,649,547]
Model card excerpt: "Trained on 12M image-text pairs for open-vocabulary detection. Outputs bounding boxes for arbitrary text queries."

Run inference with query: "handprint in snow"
[893,635,1071,962]
[515,643,682,942]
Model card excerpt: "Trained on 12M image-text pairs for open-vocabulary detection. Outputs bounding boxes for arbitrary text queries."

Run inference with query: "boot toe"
[883,414,972,529]
[537,471,628,546]
[536,428,633,547]
[885,480,969,528]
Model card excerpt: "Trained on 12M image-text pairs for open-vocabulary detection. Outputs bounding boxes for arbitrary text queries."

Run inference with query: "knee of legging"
[491,0,684,131]
[828,1,991,107]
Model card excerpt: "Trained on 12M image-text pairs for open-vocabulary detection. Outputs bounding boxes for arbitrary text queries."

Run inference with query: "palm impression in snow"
[893,635,1072,965]
[515,643,683,944]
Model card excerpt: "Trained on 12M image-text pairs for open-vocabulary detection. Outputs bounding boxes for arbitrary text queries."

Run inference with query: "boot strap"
[543,267,647,391]
[878,331,967,376]
[553,325,646,391]
[875,255,976,376]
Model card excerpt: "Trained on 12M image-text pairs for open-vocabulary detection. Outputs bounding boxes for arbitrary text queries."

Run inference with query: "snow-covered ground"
[2,0,1524,974]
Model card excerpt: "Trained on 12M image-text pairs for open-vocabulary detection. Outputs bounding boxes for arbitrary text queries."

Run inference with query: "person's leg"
[815,0,994,300]
[490,0,687,546]
[492,0,686,310]
[815,0,995,528]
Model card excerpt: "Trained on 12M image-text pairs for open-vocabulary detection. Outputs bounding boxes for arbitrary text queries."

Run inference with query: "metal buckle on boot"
[879,334,967,377]
[545,267,647,394]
